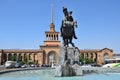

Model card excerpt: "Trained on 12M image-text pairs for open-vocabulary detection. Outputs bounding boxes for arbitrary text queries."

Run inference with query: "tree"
[10,55,17,61]
[24,55,28,64]
[79,54,94,64]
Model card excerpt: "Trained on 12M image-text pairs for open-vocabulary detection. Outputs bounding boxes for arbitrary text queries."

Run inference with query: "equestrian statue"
[55,7,80,77]
[60,7,78,47]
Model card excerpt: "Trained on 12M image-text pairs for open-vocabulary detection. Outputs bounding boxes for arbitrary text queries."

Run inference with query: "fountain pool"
[0,69,120,80]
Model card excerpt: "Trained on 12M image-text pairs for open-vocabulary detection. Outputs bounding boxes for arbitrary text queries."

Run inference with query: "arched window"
[8,54,12,61]
[18,54,22,61]
[3,53,7,62]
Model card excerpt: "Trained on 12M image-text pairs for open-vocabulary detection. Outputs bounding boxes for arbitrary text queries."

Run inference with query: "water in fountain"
[0,69,120,80]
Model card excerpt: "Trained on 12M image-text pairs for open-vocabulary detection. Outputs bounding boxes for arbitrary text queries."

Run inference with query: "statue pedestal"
[55,46,81,77]
[58,47,80,65]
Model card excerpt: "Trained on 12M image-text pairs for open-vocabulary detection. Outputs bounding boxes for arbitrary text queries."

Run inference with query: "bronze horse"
[60,7,78,47]
[61,20,77,47]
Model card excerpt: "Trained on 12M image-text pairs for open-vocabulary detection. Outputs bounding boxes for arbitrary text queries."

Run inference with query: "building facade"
[0,11,114,65]
[80,48,113,65]
[0,21,113,65]
[0,22,60,66]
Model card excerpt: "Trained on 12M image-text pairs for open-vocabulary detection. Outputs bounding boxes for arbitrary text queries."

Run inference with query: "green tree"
[79,54,94,64]
[24,55,28,64]
[10,55,17,61]
[79,55,84,64]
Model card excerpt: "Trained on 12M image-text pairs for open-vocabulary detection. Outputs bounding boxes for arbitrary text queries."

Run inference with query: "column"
[92,53,95,61]
[16,53,19,61]
[27,53,29,61]
[88,53,91,59]
[37,53,41,64]
[32,53,35,62]
[6,53,9,61]
[55,53,58,64]
[45,54,48,64]
[0,52,2,65]
[22,53,24,62]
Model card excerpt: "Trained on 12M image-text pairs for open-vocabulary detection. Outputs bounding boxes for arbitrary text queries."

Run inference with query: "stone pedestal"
[55,60,76,77]
[72,64,83,76]
[58,47,80,65]
[61,60,76,76]
[55,46,81,77]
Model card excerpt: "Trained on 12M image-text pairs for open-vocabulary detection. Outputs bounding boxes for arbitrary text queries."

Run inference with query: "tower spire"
[50,4,55,32]
[51,4,54,23]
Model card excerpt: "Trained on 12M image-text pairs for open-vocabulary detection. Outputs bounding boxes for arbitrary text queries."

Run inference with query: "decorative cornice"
[2,49,43,53]
[45,31,59,33]
[80,48,113,53]
[44,41,60,42]
[0,48,113,53]
[40,45,60,48]
[80,49,100,53]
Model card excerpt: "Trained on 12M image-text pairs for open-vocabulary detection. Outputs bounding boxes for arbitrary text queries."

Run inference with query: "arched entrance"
[48,51,56,66]
[103,53,109,63]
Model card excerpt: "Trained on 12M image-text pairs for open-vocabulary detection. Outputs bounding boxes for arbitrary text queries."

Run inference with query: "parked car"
[30,64,35,67]
[21,64,27,68]
[15,63,21,68]
[41,64,49,67]
[5,61,16,68]
[36,64,40,67]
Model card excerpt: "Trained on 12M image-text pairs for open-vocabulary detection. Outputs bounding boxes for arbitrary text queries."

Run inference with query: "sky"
[0,0,120,53]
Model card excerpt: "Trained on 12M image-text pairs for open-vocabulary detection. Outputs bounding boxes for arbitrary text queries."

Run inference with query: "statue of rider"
[60,7,77,39]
